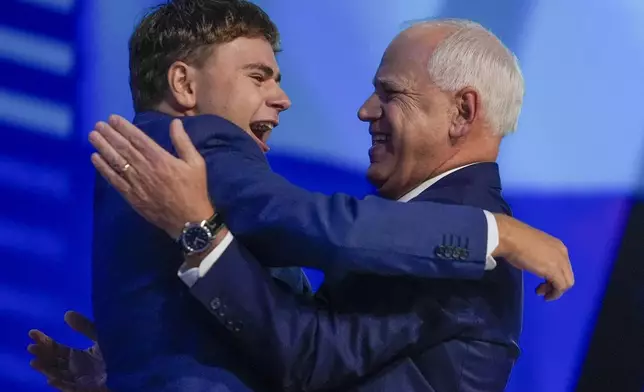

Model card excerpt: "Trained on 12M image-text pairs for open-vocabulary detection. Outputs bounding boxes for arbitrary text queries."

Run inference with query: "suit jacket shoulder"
[413,163,511,216]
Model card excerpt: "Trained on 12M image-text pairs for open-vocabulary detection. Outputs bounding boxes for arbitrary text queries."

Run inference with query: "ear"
[167,61,197,111]
[449,87,478,139]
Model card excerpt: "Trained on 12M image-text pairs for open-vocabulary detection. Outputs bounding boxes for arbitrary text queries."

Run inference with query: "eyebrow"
[373,77,403,90]
[243,62,282,83]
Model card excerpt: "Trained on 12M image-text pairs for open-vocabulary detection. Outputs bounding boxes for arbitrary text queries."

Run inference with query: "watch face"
[182,225,212,253]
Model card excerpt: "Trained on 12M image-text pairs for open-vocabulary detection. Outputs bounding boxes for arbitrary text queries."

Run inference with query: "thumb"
[64,311,98,342]
[170,119,200,164]
[535,281,551,296]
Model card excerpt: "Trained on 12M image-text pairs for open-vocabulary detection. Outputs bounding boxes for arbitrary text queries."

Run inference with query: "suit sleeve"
[190,237,459,392]
[182,115,488,279]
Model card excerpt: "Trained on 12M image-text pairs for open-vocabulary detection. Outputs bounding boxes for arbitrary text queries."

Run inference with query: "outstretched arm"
[88,115,574,299]
[92,115,491,279]
[190,115,492,279]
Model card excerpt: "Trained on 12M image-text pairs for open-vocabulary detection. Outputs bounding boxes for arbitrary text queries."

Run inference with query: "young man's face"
[191,37,290,149]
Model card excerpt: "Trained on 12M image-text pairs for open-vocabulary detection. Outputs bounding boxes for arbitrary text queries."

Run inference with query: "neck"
[432,144,499,178]
[379,134,501,200]
[433,127,501,176]
[154,101,195,117]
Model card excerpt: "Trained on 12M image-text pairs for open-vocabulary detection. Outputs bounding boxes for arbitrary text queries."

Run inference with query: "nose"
[357,93,382,122]
[267,85,291,112]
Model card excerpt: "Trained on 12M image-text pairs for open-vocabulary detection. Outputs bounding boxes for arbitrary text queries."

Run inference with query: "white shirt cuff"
[177,231,235,287]
[482,210,498,270]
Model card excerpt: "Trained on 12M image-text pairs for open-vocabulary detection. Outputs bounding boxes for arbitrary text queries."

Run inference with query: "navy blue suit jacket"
[192,162,523,392]
[92,112,497,391]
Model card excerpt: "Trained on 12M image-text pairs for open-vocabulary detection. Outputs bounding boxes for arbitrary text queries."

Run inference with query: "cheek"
[386,106,422,153]
[228,79,264,113]
[382,104,405,144]
[208,78,263,130]
[388,114,446,179]
[195,77,230,115]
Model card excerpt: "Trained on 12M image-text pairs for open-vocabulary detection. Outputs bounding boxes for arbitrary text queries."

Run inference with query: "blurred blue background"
[1,0,643,391]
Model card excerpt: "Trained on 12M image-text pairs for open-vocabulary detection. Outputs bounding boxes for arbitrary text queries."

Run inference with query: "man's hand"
[88,115,213,239]
[493,214,574,301]
[28,311,109,392]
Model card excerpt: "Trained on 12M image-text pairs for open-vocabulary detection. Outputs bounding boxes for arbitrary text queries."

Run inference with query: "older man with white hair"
[30,18,569,392]
[347,19,526,390]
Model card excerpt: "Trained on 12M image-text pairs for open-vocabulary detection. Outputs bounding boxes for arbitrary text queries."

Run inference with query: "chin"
[366,165,388,189]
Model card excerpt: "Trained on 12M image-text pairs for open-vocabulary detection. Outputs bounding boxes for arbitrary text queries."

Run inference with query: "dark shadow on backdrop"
[575,130,644,392]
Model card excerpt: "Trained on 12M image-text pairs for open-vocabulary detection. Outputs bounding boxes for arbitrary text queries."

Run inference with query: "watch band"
[205,212,226,236]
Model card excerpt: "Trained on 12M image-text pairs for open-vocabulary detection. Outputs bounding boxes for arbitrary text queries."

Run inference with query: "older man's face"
[358,28,457,199]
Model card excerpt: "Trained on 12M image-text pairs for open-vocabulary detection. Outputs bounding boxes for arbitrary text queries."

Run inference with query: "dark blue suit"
[92,111,500,391]
[191,159,523,391]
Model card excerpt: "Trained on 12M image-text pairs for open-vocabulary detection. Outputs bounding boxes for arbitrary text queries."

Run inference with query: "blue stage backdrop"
[1,0,643,391]
[0,0,94,391]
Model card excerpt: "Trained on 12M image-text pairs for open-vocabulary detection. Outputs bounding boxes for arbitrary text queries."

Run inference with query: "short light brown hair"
[129,0,280,112]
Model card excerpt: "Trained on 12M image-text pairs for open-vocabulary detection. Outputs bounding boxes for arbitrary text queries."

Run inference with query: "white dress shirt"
[178,163,499,287]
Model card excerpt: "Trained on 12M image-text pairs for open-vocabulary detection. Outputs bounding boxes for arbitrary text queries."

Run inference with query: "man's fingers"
[170,119,201,164]
[533,266,573,302]
[64,311,98,342]
[108,114,170,161]
[29,329,53,346]
[28,343,54,358]
[535,282,551,296]
[88,131,130,173]
[91,153,133,195]
[535,281,563,301]
[94,121,148,170]
[544,288,564,302]
[565,264,575,289]
[545,272,567,301]
[28,338,70,360]
[554,260,574,293]
[560,265,573,291]
[91,152,154,210]
[28,329,71,359]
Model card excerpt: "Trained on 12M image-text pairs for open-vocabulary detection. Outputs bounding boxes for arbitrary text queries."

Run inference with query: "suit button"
[226,320,235,330]
[434,245,445,259]
[234,322,243,333]
[443,246,454,259]
[459,248,469,260]
[210,298,221,310]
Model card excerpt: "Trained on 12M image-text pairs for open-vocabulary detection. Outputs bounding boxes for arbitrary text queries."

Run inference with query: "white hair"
[409,19,524,136]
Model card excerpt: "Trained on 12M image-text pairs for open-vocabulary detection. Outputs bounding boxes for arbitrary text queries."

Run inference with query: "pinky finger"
[91,153,132,195]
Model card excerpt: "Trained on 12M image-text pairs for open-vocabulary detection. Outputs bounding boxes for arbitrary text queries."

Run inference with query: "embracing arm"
[88,114,574,300]
[188,238,458,392]
[184,115,492,280]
